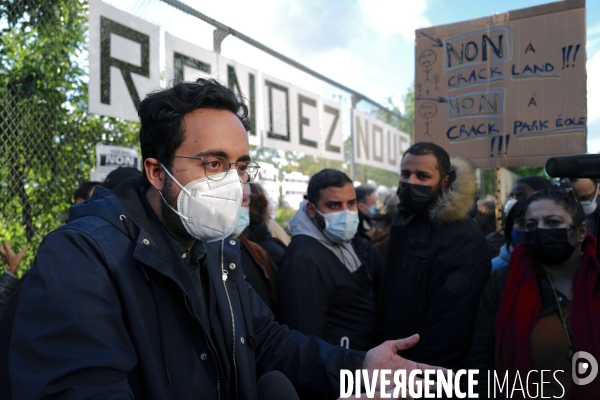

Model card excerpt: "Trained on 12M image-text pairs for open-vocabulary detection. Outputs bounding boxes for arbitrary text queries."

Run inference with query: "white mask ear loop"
[160,163,191,196]
[311,203,325,218]
[158,163,190,221]
[158,190,189,221]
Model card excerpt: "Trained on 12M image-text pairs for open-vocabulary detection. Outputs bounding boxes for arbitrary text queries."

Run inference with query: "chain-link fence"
[0,0,142,270]
[1,0,409,272]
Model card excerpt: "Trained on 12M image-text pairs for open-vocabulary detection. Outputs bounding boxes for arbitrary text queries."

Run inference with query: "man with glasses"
[6,79,439,399]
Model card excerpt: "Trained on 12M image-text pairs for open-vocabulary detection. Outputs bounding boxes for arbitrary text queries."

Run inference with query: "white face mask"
[159,165,243,242]
[580,186,599,216]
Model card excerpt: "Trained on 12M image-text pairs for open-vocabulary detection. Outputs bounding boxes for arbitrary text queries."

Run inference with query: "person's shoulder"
[288,234,321,247]
[61,215,114,235]
[283,235,325,262]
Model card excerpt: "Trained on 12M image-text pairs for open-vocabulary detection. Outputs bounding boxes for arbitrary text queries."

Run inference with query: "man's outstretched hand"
[361,334,451,398]
[363,334,424,373]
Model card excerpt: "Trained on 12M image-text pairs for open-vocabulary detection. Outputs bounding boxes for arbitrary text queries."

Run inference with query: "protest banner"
[88,0,344,162]
[352,109,411,174]
[89,0,160,121]
[415,0,586,168]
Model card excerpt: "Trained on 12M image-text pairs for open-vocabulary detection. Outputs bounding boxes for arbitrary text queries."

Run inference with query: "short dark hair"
[103,167,142,189]
[403,142,451,179]
[355,185,376,204]
[74,181,101,202]
[138,78,251,187]
[516,176,552,192]
[525,187,585,227]
[307,169,353,205]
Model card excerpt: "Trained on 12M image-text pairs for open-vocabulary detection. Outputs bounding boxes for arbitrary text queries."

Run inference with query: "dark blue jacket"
[8,178,364,399]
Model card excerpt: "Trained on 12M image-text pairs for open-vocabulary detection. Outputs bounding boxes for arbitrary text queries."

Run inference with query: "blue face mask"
[314,206,359,243]
[231,207,250,236]
[511,229,525,245]
[368,205,377,216]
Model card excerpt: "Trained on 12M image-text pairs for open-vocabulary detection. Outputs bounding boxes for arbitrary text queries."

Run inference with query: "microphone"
[545,154,600,179]
[257,371,300,400]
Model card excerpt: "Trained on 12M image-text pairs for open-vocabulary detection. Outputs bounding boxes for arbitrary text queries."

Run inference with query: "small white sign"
[353,109,411,174]
[321,98,344,162]
[165,33,216,84]
[218,55,261,145]
[94,144,140,182]
[290,86,321,158]
[262,74,296,153]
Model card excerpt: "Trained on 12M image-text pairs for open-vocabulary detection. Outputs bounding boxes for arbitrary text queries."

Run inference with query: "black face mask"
[397,182,438,213]
[524,228,576,266]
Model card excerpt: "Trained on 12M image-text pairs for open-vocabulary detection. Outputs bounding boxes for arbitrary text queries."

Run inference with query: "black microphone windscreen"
[257,371,300,400]
[545,154,600,179]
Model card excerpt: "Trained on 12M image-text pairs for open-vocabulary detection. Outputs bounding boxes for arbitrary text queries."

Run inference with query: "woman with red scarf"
[466,188,600,399]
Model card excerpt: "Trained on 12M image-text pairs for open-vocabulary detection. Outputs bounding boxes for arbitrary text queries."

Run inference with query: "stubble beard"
[160,175,194,240]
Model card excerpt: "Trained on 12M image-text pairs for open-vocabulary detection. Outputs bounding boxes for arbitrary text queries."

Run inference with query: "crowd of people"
[1,78,599,399]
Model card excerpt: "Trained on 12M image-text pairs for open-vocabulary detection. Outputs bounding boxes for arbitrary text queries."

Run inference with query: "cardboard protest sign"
[415,0,586,168]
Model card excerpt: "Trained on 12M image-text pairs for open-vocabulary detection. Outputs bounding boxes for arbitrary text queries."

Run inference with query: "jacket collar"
[427,158,477,225]
[107,178,210,310]
[248,218,269,243]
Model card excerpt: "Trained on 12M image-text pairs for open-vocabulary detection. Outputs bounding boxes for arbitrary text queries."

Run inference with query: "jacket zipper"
[183,293,221,400]
[221,239,239,400]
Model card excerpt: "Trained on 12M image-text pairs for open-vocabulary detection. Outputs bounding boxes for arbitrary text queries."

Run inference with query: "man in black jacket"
[379,142,490,370]
[280,169,381,353]
[6,80,438,400]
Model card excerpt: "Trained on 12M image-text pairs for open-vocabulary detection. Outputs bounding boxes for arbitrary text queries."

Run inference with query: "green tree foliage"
[0,0,140,272]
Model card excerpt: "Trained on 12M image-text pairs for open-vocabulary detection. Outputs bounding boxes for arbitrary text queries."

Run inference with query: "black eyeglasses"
[174,155,260,183]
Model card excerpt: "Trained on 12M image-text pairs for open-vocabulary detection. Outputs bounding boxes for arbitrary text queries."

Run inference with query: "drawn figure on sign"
[418,49,437,82]
[434,74,440,91]
[417,83,423,97]
[419,102,438,137]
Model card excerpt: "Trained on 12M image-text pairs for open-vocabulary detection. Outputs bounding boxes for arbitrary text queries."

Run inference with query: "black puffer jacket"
[379,158,490,370]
